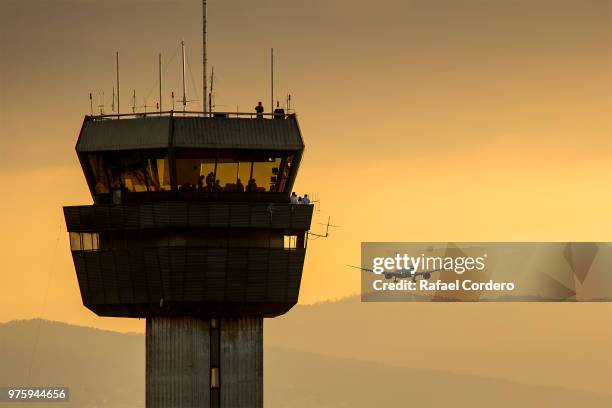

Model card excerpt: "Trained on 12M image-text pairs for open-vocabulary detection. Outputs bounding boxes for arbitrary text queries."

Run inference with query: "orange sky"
[1,0,611,332]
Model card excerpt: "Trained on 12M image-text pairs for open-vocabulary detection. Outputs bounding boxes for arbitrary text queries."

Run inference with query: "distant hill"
[266,296,612,397]
[0,320,144,408]
[1,319,611,407]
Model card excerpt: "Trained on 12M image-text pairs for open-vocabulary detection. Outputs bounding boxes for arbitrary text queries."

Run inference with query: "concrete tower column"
[146,316,263,408]
[146,317,210,407]
[220,317,263,408]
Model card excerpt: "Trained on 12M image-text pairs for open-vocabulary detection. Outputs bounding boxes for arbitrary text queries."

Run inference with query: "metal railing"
[89,110,296,121]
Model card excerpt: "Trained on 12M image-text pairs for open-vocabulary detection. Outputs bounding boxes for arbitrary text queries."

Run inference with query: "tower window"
[69,232,100,251]
[284,235,297,249]
[210,367,220,388]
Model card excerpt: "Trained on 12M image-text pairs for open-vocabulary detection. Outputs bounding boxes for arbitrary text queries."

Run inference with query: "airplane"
[345,264,442,283]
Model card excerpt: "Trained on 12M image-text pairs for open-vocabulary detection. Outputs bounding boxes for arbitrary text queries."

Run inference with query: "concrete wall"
[146,317,210,408]
[146,316,263,408]
[220,317,263,408]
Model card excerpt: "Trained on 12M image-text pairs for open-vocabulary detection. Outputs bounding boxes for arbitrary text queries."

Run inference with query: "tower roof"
[76,114,305,153]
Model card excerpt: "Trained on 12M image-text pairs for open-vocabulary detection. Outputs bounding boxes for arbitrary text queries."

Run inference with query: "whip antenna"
[203,0,208,114]
[116,51,120,117]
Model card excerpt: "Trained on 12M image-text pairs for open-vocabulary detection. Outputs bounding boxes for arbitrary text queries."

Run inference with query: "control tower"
[63,111,313,407]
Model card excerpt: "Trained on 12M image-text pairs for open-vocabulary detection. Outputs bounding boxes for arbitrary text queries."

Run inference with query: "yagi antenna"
[309,192,322,213]
[308,216,340,239]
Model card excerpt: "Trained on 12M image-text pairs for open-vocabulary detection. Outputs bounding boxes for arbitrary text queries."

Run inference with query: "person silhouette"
[236,178,244,192]
[214,179,222,192]
[255,101,264,119]
[247,178,258,192]
[205,171,215,191]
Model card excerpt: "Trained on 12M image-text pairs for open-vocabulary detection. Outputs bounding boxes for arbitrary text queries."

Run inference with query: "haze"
[0,1,611,397]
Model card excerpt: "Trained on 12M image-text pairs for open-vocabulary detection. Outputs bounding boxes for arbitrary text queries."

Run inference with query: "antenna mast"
[116,52,120,117]
[159,53,162,113]
[203,0,208,114]
[98,92,105,115]
[209,66,214,113]
[181,40,187,110]
[271,48,274,113]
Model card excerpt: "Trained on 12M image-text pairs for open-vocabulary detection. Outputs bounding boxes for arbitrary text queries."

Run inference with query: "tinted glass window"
[88,150,169,194]
[215,159,238,191]
[250,157,281,192]
[174,149,294,193]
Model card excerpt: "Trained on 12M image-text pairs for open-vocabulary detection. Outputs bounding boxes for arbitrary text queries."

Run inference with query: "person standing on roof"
[255,101,264,119]
[290,192,298,204]
[303,194,311,205]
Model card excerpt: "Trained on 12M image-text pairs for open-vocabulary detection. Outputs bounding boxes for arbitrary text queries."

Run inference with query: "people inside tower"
[246,178,258,192]
[85,150,296,200]
[205,171,215,190]
[236,178,244,192]
[255,101,264,118]
[214,180,222,192]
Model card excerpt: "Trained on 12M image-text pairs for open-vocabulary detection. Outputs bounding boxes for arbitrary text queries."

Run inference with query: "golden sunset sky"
[1,0,611,333]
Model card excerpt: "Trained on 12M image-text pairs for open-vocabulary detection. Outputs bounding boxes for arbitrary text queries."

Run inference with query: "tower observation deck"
[63,111,313,407]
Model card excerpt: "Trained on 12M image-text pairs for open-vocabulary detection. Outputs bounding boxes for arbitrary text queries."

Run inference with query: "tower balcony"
[63,202,313,318]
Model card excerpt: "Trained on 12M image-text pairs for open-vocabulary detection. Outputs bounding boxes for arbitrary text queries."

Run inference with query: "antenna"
[270,48,274,113]
[203,0,208,114]
[311,192,321,213]
[171,91,175,110]
[181,40,187,110]
[89,93,93,115]
[132,89,137,113]
[209,66,214,113]
[159,53,162,113]
[142,99,153,114]
[97,92,105,115]
[116,51,120,117]
[112,87,115,112]
[308,216,340,239]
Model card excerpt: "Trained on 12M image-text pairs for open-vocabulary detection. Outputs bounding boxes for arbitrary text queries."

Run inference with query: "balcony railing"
[64,202,314,232]
[89,110,296,121]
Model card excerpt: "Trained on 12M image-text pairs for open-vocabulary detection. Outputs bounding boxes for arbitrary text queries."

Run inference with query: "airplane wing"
[345,264,376,273]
